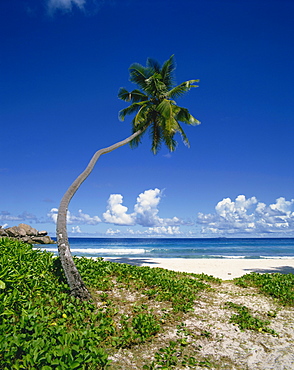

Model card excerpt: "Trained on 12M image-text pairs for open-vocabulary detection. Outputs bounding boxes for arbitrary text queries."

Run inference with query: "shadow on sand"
[243,265,294,275]
[103,257,158,267]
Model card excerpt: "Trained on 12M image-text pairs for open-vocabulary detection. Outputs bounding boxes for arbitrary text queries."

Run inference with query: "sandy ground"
[104,257,294,369]
[103,257,294,280]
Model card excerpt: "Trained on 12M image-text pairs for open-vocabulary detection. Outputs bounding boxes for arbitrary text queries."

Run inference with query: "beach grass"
[1,238,294,369]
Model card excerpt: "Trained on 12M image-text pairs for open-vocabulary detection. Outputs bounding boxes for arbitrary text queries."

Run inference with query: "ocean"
[37,237,294,259]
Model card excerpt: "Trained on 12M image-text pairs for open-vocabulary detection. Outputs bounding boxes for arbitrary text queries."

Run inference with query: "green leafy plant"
[152,340,179,369]
[234,272,294,306]
[143,340,213,369]
[224,301,277,335]
[0,238,221,369]
[75,257,221,313]
[0,238,112,369]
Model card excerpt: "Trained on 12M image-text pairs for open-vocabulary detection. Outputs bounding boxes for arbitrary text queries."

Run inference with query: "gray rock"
[0,223,55,244]
[38,230,48,236]
[0,229,8,236]
[32,235,54,244]
[18,223,38,236]
[22,236,33,243]
[5,226,20,237]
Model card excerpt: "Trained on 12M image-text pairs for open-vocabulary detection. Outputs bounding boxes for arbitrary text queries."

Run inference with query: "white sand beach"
[104,257,294,280]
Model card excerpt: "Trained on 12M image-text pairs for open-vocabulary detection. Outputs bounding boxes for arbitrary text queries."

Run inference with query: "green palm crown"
[118,55,200,154]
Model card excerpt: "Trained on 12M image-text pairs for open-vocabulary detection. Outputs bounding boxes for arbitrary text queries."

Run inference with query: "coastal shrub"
[74,257,221,312]
[234,272,294,306]
[224,301,277,335]
[112,311,161,348]
[143,339,214,369]
[0,238,221,369]
[0,238,111,369]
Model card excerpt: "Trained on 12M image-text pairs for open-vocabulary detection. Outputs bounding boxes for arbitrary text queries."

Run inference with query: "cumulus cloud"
[134,189,165,226]
[106,228,121,235]
[103,194,134,225]
[48,208,101,225]
[126,226,182,237]
[103,189,185,227]
[134,189,186,227]
[197,195,294,235]
[71,225,82,233]
[145,226,182,235]
[45,188,186,232]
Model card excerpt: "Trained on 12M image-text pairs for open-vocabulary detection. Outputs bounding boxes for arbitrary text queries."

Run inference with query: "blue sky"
[1,0,294,237]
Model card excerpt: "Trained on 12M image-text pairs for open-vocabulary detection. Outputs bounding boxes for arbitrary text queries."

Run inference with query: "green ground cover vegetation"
[1,238,293,369]
[234,271,294,306]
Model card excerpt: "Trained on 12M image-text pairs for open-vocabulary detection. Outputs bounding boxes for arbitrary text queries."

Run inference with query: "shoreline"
[103,257,294,280]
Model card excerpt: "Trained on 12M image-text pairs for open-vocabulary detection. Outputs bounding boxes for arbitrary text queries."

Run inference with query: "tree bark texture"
[57,131,142,300]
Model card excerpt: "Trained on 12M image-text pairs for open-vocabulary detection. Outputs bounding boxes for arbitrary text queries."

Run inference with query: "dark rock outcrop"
[0,223,55,244]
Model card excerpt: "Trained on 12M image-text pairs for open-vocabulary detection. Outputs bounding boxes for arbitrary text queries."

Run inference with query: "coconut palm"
[118,55,200,153]
[56,55,200,300]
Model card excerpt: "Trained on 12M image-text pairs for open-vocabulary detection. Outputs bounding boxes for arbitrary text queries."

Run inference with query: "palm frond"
[159,119,177,152]
[129,89,148,102]
[132,103,152,128]
[118,87,132,102]
[129,126,146,149]
[129,63,150,91]
[157,99,178,133]
[144,73,167,97]
[150,122,163,154]
[157,99,173,117]
[164,135,177,152]
[155,115,177,152]
[167,80,199,99]
[118,88,148,103]
[161,55,176,90]
[118,101,147,121]
[175,106,201,125]
[146,58,161,74]
[175,121,190,147]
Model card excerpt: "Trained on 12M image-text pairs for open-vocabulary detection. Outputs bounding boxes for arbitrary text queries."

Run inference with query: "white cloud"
[0,211,21,222]
[48,208,101,225]
[47,208,59,223]
[106,228,121,235]
[134,188,162,227]
[133,188,184,227]
[73,209,101,225]
[103,189,185,227]
[48,0,86,13]
[145,226,182,235]
[125,226,182,237]
[103,194,134,225]
[197,195,294,235]
[0,211,38,223]
[72,225,82,233]
[44,188,185,232]
[125,226,183,236]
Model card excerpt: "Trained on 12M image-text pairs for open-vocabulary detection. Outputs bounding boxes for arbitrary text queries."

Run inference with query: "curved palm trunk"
[57,130,142,300]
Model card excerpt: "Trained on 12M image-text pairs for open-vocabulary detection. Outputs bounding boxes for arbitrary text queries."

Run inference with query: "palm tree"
[118,55,200,153]
[56,55,200,300]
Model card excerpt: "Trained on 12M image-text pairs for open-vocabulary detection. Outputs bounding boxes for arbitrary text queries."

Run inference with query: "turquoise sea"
[39,237,294,259]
